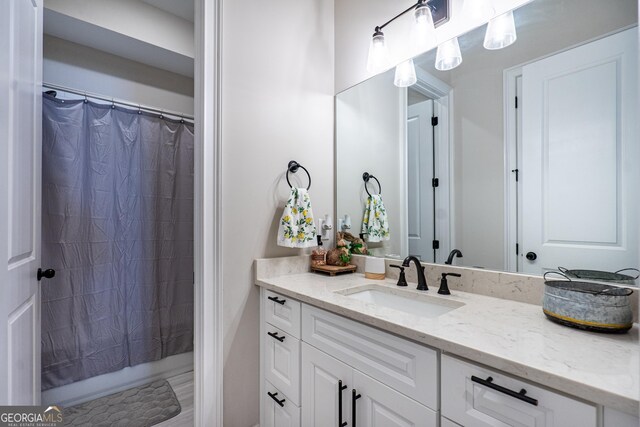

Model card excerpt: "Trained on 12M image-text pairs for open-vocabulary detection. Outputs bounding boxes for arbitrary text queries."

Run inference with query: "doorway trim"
[194,0,223,425]
[413,68,452,263]
[504,66,523,272]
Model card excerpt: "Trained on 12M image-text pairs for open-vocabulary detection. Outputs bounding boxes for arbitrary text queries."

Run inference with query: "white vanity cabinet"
[260,288,635,427]
[302,342,437,427]
[441,354,597,427]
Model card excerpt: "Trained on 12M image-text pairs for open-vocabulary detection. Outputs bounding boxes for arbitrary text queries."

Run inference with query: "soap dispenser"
[311,235,327,267]
[438,272,461,295]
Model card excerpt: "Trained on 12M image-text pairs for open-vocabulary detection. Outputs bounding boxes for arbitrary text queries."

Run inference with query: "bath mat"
[63,379,181,426]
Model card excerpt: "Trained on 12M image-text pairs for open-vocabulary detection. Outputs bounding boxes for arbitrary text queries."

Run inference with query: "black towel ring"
[363,172,382,196]
[286,160,311,190]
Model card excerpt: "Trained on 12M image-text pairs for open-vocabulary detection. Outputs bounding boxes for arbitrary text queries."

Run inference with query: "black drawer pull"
[471,376,538,406]
[268,296,286,305]
[267,391,286,407]
[338,380,348,426]
[352,389,362,427]
[267,331,285,342]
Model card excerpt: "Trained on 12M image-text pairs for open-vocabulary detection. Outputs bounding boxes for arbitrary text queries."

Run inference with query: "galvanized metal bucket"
[543,272,634,333]
[558,267,639,286]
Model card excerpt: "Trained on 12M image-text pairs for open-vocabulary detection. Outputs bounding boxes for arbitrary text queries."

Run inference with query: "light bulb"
[435,37,462,71]
[394,59,417,87]
[367,30,391,73]
[411,3,436,55]
[484,10,517,50]
[462,0,495,22]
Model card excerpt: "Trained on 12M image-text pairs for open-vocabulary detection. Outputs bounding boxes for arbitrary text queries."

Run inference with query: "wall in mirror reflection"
[335,0,639,277]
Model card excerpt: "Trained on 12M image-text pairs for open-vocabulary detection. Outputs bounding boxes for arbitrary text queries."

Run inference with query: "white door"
[0,0,43,405]
[407,100,434,261]
[353,370,437,427]
[521,28,638,274]
[301,343,352,427]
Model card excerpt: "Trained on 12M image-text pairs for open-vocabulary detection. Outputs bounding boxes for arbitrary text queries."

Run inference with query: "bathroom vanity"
[256,257,639,427]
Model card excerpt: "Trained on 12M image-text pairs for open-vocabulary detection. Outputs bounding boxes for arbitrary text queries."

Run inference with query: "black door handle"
[37,268,56,281]
[268,296,286,305]
[471,376,538,406]
[338,380,348,426]
[351,389,362,427]
[267,331,285,342]
[267,391,285,407]
[525,252,537,261]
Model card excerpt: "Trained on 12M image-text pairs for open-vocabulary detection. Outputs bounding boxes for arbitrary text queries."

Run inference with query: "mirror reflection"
[336,0,638,277]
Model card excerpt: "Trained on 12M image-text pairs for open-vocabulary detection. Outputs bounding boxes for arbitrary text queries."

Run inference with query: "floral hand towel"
[278,187,317,248]
[361,194,390,242]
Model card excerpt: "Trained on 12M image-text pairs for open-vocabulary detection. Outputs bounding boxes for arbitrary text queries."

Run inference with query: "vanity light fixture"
[367,29,391,73]
[435,37,462,71]
[394,59,418,87]
[484,10,517,50]
[366,0,449,76]
[411,1,437,54]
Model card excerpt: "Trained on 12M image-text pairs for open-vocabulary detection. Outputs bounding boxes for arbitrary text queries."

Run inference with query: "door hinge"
[516,243,519,255]
[431,116,439,126]
[432,178,439,188]
[515,96,518,109]
[432,240,440,250]
[511,168,519,182]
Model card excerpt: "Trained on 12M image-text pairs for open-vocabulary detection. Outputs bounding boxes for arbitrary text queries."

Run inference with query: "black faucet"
[445,249,463,265]
[402,256,428,291]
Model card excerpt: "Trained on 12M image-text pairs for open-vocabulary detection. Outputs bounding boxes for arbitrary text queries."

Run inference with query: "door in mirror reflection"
[407,99,435,262]
[520,28,638,275]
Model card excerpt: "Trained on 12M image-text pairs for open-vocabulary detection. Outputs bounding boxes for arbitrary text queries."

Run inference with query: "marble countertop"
[255,272,639,415]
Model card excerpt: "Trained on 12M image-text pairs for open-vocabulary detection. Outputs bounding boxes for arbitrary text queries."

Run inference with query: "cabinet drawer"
[264,324,300,406]
[264,380,300,427]
[302,303,438,409]
[264,289,301,338]
[442,354,597,427]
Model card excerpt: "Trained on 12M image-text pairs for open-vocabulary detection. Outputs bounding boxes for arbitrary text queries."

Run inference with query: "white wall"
[44,0,193,58]
[336,72,406,256]
[334,0,532,93]
[43,35,194,115]
[220,0,335,425]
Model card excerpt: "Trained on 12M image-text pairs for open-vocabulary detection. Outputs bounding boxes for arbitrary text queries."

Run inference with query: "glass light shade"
[394,59,417,87]
[411,4,436,54]
[484,10,517,50]
[462,0,495,22]
[435,37,462,71]
[367,32,391,73]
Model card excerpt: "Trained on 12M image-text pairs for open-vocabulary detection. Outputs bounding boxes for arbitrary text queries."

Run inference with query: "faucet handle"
[389,265,408,287]
[438,272,462,295]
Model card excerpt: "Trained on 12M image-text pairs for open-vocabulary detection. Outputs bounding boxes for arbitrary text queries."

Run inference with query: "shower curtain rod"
[42,82,195,122]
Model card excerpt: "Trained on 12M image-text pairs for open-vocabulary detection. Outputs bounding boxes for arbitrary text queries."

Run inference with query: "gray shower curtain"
[41,95,194,390]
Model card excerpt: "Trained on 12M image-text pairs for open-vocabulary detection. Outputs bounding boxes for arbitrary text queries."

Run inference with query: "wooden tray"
[310,264,357,276]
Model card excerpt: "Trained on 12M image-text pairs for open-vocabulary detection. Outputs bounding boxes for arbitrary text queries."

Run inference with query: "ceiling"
[141,0,194,22]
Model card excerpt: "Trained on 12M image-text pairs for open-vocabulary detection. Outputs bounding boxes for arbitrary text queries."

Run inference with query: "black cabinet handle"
[351,389,362,427]
[471,376,538,406]
[267,331,285,342]
[338,380,348,427]
[267,391,285,407]
[268,296,286,305]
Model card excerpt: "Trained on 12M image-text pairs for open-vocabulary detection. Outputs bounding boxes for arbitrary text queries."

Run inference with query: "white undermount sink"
[336,284,464,318]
